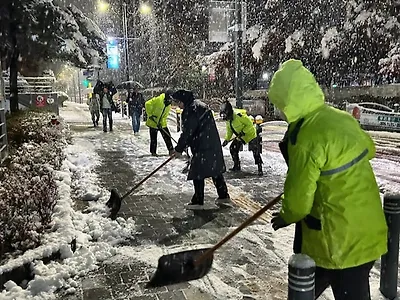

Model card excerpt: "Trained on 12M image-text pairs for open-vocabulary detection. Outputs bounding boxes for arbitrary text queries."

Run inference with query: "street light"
[139,2,152,15]
[97,0,110,13]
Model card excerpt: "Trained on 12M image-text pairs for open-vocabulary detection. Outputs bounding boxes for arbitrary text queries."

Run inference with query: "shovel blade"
[146,248,213,288]
[106,189,122,220]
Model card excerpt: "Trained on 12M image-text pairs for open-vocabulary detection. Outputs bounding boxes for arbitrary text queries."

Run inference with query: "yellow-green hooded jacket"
[145,93,171,129]
[224,109,257,144]
[268,59,387,269]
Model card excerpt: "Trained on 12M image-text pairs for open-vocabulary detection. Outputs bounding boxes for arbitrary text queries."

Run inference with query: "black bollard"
[288,254,315,300]
[380,194,400,300]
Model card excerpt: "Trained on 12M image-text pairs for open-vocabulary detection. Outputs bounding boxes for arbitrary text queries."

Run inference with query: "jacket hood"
[268,59,325,123]
[172,89,194,105]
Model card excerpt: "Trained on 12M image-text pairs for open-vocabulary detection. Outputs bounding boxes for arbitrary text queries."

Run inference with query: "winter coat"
[127,92,145,116]
[268,59,387,269]
[145,93,171,129]
[224,109,257,144]
[99,92,116,111]
[175,99,226,181]
[87,95,100,113]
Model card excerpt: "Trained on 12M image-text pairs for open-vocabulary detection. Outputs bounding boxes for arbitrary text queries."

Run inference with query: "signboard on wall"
[208,0,247,43]
[106,39,120,69]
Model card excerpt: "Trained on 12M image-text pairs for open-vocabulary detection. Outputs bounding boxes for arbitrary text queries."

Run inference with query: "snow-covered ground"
[2,101,399,299]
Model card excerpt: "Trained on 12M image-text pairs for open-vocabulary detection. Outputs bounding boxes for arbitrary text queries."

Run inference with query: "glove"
[271,212,289,231]
[222,140,229,147]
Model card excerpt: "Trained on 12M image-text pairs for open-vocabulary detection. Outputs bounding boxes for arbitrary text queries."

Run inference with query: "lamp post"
[122,1,130,82]
[97,1,152,83]
[234,0,243,109]
[97,0,130,83]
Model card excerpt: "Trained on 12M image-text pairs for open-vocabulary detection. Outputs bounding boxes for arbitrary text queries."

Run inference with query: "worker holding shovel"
[170,89,231,209]
[220,101,263,176]
[269,59,387,300]
[144,91,174,156]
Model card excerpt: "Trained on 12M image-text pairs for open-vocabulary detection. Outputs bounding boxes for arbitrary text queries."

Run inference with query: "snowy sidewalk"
[55,101,391,300]
[56,102,293,299]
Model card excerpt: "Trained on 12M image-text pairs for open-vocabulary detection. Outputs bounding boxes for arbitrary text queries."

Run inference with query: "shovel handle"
[160,127,191,159]
[194,193,283,266]
[121,156,174,200]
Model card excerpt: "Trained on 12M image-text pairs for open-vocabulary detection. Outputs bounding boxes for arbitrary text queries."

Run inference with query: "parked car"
[345,102,400,132]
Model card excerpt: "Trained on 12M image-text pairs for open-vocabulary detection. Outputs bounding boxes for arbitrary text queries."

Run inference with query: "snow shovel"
[106,156,174,219]
[146,193,283,288]
[159,127,191,173]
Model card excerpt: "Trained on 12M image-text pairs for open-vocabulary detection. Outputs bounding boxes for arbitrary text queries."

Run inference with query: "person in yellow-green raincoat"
[269,59,387,299]
[220,101,263,176]
[145,91,174,156]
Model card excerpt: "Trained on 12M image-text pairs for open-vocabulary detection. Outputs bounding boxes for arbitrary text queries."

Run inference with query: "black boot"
[230,161,241,172]
[258,163,263,176]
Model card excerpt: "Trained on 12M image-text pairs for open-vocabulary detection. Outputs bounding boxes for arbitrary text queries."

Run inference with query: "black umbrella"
[116,81,144,90]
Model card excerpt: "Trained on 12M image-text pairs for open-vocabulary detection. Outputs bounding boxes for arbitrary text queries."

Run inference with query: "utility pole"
[122,1,130,82]
[77,70,82,104]
[122,1,130,118]
[234,0,243,108]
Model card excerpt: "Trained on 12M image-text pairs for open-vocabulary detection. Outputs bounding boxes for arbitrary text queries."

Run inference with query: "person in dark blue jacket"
[127,87,145,135]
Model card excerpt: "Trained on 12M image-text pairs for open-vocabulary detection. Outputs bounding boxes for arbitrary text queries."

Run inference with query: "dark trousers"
[315,260,375,300]
[149,127,173,154]
[91,110,100,125]
[230,138,262,165]
[192,174,229,205]
[248,137,263,164]
[230,139,242,165]
[102,108,113,131]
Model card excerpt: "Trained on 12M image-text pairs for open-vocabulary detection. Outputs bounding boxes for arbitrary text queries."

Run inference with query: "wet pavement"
[57,104,292,299]
[57,102,399,300]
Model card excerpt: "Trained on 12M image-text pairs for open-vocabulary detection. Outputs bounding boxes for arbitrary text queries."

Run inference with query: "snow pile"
[252,29,270,61]
[246,25,262,43]
[379,43,400,76]
[3,1,106,69]
[0,138,137,299]
[0,112,70,258]
[320,27,340,59]
[284,29,305,53]
[203,43,233,68]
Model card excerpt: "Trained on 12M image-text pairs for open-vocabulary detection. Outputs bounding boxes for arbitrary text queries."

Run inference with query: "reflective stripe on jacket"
[268,59,387,269]
[224,109,257,144]
[145,93,170,129]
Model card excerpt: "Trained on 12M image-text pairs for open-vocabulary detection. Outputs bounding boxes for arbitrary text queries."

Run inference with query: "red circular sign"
[352,107,361,119]
[36,95,46,107]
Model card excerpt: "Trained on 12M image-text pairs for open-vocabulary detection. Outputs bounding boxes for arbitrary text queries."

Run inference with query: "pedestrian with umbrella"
[170,89,230,209]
